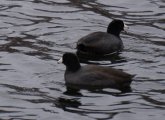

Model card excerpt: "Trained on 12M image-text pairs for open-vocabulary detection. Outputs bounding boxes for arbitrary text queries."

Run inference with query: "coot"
[77,19,128,57]
[58,53,134,92]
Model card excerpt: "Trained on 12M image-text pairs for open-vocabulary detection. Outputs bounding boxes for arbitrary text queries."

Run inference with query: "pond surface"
[0,0,165,120]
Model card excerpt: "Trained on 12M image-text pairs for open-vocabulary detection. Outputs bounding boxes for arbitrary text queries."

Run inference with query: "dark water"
[0,0,165,119]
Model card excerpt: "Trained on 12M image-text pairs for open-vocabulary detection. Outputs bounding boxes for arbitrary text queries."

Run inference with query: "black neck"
[107,28,121,37]
[66,62,81,72]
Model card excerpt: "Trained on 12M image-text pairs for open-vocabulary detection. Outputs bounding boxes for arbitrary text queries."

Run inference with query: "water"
[0,0,165,119]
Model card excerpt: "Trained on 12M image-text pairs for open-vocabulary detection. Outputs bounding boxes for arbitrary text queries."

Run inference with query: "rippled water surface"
[0,0,165,119]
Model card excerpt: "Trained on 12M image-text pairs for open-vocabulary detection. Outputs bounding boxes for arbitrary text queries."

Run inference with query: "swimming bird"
[77,19,128,58]
[58,53,134,92]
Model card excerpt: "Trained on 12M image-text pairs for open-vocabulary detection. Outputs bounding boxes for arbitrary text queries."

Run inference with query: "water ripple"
[0,0,165,119]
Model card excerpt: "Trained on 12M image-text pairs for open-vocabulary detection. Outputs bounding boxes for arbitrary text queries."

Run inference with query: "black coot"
[58,53,134,92]
[77,19,128,58]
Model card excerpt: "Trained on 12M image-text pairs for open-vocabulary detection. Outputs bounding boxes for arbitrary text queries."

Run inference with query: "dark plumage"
[58,53,134,92]
[77,19,128,57]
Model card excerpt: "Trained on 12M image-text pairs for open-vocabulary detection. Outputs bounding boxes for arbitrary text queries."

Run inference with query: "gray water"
[0,0,165,120]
